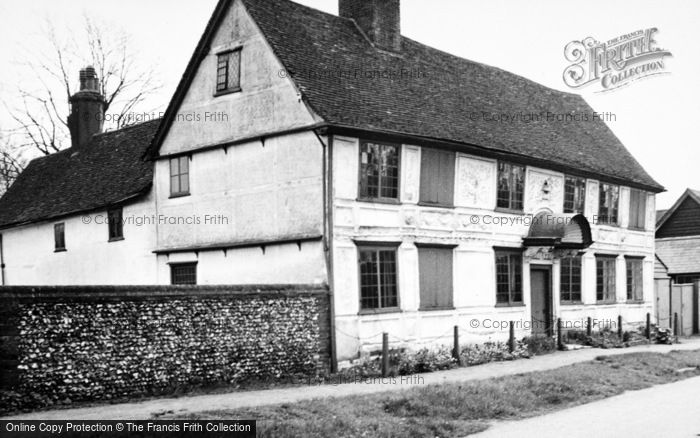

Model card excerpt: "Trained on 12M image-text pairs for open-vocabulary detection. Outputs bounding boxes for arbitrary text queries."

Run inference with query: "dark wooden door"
[530,268,552,335]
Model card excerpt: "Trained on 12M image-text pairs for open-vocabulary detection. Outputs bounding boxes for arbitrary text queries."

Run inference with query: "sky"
[0,0,698,209]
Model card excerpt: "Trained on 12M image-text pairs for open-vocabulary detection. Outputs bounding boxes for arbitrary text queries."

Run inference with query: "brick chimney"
[67,66,105,149]
[339,0,401,52]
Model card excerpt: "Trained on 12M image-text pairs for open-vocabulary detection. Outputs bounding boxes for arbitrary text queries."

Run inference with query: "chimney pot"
[68,66,105,149]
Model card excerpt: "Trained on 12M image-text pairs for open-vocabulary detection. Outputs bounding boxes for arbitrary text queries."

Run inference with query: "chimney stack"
[339,0,401,52]
[68,66,105,149]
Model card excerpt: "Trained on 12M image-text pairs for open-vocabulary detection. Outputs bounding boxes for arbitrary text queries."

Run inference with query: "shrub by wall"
[0,285,330,412]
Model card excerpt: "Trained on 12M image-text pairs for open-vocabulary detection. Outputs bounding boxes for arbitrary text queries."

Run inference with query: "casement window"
[564,176,586,214]
[626,257,644,301]
[560,256,582,303]
[418,246,454,310]
[170,156,190,197]
[358,245,399,311]
[108,208,124,241]
[54,223,66,252]
[419,148,455,207]
[170,262,197,285]
[628,189,647,230]
[598,183,619,226]
[596,255,617,303]
[216,49,241,94]
[496,162,525,211]
[359,141,399,201]
[495,249,523,305]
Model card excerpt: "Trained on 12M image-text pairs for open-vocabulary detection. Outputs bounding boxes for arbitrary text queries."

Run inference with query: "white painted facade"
[330,136,656,360]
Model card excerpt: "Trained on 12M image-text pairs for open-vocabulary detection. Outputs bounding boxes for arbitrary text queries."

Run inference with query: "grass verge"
[168,349,700,437]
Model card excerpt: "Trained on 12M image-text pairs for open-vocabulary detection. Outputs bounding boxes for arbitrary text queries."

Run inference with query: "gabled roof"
[656,237,700,275]
[152,0,663,192]
[0,119,160,229]
[656,188,700,232]
[655,209,668,224]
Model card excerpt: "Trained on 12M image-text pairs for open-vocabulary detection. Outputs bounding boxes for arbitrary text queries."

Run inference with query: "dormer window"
[215,49,241,95]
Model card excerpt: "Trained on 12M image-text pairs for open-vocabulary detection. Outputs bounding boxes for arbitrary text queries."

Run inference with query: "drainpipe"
[0,233,5,285]
[315,128,338,373]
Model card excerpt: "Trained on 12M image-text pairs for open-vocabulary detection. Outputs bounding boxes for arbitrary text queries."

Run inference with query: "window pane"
[228,50,241,90]
[597,257,617,302]
[495,251,522,304]
[629,189,646,229]
[626,258,643,301]
[179,156,189,174]
[511,254,522,303]
[379,250,398,308]
[171,263,197,285]
[564,177,586,213]
[561,256,581,302]
[180,174,189,194]
[496,162,511,209]
[599,184,619,225]
[170,158,179,177]
[170,175,180,195]
[359,141,399,200]
[497,162,524,210]
[359,250,378,309]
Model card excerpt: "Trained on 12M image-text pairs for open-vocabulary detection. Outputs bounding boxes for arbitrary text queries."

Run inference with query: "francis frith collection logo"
[563,28,672,92]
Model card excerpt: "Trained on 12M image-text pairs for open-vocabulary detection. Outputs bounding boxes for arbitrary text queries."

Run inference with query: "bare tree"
[0,134,25,196]
[4,14,162,161]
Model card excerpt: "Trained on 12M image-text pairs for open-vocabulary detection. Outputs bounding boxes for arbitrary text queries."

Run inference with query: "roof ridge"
[94,117,163,137]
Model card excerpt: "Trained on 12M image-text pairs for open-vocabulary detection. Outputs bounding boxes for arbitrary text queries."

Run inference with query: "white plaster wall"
[154,241,327,285]
[1,195,157,285]
[159,0,320,155]
[155,131,324,250]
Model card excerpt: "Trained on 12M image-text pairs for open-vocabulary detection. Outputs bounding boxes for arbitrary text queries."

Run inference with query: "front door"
[530,267,552,335]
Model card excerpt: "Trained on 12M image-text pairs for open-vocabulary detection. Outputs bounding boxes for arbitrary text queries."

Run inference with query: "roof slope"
[237,0,663,191]
[656,188,700,237]
[0,119,160,229]
[656,237,700,275]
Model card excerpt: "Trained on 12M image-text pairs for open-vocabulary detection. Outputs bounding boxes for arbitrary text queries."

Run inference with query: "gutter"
[0,188,151,231]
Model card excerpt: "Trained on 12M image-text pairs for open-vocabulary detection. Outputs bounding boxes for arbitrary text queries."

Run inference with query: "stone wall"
[0,285,330,411]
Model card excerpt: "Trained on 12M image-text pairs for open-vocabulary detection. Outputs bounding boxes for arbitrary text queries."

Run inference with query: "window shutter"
[420,148,454,206]
[419,246,454,309]
[438,151,455,206]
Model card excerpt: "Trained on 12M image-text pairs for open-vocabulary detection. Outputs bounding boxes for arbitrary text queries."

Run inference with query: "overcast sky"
[0,0,698,209]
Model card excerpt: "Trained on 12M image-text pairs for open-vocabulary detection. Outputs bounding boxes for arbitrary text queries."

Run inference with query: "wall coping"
[0,284,330,303]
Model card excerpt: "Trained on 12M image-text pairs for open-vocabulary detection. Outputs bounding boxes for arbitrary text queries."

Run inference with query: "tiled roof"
[656,237,700,275]
[0,120,159,229]
[238,0,663,191]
